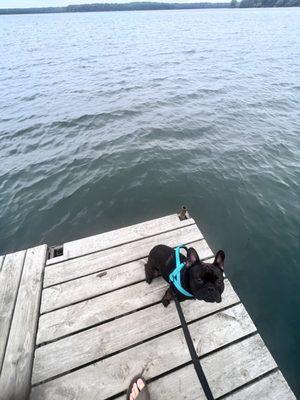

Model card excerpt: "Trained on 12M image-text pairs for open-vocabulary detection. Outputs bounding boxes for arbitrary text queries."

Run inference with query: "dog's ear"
[213,250,225,270]
[186,247,200,267]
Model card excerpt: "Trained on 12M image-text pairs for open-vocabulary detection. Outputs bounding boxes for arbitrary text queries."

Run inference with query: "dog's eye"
[197,278,203,284]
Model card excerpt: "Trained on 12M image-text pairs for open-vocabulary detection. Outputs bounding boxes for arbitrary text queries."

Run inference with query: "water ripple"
[0,8,300,396]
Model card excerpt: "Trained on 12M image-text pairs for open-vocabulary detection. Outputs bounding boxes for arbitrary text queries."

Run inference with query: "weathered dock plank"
[224,370,296,400]
[37,278,168,344]
[41,238,212,313]
[0,245,47,400]
[38,269,233,345]
[44,224,208,287]
[0,212,295,400]
[202,334,276,398]
[32,301,249,384]
[130,364,204,400]
[116,335,279,400]
[31,304,254,398]
[47,214,194,265]
[0,251,26,371]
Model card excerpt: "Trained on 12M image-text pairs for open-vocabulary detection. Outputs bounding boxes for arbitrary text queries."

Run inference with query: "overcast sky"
[0,0,219,8]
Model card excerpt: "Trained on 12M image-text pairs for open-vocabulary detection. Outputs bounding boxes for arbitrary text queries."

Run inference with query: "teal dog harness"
[169,246,193,298]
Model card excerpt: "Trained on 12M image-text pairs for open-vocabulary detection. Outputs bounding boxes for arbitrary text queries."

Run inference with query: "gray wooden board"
[0,245,47,400]
[44,224,206,287]
[202,333,276,398]
[116,334,278,400]
[47,214,194,265]
[0,251,26,372]
[32,300,248,384]
[38,278,168,345]
[134,364,203,400]
[41,239,213,313]
[223,369,296,400]
[31,307,256,400]
[0,215,293,400]
[38,261,226,345]
[45,254,214,307]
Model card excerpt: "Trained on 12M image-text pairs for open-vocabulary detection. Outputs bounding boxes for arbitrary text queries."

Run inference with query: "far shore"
[0,1,299,15]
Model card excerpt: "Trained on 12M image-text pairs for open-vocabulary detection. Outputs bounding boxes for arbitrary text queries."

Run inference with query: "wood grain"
[32,301,248,384]
[0,251,26,372]
[0,245,47,400]
[38,259,220,345]
[224,369,296,400]
[44,224,207,287]
[31,305,256,399]
[41,239,212,313]
[118,334,278,400]
[47,214,195,265]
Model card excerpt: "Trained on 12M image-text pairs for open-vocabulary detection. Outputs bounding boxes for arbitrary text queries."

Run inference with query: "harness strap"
[169,246,193,298]
[170,283,214,400]
[175,245,181,269]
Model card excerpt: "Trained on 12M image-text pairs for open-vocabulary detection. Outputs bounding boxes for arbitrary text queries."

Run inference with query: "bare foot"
[129,378,145,400]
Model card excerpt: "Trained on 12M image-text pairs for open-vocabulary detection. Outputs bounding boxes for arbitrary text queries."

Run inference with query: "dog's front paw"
[162,298,170,308]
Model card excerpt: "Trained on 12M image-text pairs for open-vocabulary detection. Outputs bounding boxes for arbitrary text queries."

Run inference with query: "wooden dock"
[0,212,296,400]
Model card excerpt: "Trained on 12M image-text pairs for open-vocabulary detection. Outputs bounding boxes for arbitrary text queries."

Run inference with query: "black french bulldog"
[145,245,225,307]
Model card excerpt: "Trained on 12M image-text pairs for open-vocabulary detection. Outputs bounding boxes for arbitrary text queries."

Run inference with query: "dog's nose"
[208,287,214,292]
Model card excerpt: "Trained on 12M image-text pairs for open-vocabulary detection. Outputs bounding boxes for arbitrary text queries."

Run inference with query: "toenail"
[133,383,139,397]
[137,378,145,391]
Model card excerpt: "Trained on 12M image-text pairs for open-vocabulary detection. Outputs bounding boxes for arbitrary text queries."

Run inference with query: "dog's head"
[186,248,225,303]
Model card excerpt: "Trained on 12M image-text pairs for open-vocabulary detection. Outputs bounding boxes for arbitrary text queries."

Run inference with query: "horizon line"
[0,2,232,12]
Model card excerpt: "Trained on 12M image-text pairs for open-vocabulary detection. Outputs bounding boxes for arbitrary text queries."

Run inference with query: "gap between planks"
[0,245,47,400]
[46,214,195,266]
[41,237,212,313]
[43,223,203,288]
[31,328,271,400]
[32,302,249,385]
[221,369,296,400]
[115,335,279,400]
[37,257,224,345]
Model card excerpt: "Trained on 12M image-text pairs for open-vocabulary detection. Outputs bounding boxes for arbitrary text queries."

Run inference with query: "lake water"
[0,7,300,396]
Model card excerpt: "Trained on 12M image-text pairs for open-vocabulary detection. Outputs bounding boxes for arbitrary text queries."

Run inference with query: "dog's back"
[148,243,173,268]
[145,245,174,283]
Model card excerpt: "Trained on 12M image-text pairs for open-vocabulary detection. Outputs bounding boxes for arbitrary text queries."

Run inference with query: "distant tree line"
[0,0,299,14]
[239,0,300,6]
[0,2,230,15]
